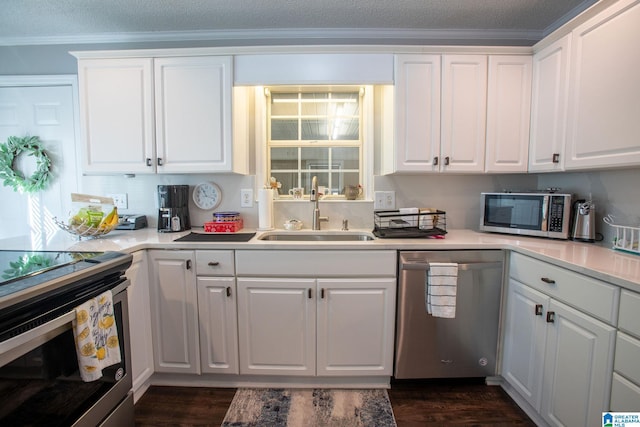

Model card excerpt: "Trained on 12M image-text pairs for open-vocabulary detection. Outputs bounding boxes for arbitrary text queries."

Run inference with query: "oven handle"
[0,279,130,368]
[401,261,502,271]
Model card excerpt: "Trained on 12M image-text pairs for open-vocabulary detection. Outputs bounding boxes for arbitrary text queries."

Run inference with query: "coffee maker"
[570,199,596,242]
[157,185,191,232]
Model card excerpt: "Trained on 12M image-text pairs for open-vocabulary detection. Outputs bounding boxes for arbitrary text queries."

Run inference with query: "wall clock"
[192,182,222,210]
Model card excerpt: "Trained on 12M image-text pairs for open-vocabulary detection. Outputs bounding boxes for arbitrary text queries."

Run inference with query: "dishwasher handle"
[401,260,502,271]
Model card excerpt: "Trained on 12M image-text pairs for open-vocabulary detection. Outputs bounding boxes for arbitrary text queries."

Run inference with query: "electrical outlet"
[107,193,128,209]
[240,189,253,208]
[384,191,396,209]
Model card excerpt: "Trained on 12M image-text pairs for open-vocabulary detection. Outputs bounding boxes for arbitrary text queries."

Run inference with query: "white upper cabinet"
[441,55,487,173]
[485,55,532,173]
[77,58,155,174]
[75,52,248,174]
[565,0,640,170]
[529,35,572,172]
[389,54,442,173]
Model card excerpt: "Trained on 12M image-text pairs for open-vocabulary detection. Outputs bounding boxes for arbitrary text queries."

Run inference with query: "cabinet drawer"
[509,252,618,324]
[615,332,640,385]
[611,372,640,412]
[619,290,640,338]
[196,250,234,276]
[235,250,396,277]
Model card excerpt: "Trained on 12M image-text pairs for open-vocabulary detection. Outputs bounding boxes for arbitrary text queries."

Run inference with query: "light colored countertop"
[3,227,640,291]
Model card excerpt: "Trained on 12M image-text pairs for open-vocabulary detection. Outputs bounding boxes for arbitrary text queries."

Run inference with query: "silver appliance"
[395,250,503,379]
[0,251,134,427]
[570,199,596,242]
[480,191,572,239]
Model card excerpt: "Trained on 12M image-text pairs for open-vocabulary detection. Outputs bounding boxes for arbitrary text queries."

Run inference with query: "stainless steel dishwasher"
[394,250,504,379]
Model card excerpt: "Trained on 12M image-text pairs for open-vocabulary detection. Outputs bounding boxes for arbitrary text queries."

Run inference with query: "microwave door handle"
[541,195,549,231]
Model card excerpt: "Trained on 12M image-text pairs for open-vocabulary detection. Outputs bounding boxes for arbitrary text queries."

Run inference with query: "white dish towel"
[73,290,121,382]
[426,262,459,318]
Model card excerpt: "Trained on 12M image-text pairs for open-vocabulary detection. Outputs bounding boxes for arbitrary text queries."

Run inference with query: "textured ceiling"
[0,0,599,46]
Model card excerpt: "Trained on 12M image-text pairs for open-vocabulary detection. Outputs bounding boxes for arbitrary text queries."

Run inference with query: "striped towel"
[426,262,458,318]
[73,290,121,382]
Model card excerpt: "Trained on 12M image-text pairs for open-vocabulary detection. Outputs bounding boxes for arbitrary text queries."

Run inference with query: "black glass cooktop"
[0,251,107,299]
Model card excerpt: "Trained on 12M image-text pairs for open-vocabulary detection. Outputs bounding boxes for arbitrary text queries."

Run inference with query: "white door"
[0,77,79,243]
[148,250,200,374]
[197,276,239,374]
[393,54,441,172]
[316,278,396,376]
[237,277,316,376]
[529,35,571,172]
[441,55,487,172]
[541,299,616,427]
[501,279,548,411]
[485,55,532,173]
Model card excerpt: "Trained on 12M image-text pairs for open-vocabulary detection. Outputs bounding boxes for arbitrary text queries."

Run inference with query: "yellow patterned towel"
[73,290,121,382]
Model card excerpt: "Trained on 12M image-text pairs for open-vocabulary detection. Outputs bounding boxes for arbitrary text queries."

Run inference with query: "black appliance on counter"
[157,184,191,232]
[0,250,134,427]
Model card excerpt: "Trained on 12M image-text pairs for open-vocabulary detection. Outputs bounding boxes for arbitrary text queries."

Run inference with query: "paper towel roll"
[257,188,274,230]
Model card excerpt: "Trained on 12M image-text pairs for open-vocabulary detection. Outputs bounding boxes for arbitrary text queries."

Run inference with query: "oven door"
[0,281,133,427]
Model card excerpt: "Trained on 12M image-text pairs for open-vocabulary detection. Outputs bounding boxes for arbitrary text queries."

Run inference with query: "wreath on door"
[0,135,52,193]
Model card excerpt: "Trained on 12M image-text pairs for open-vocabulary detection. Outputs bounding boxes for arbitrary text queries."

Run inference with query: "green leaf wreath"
[0,135,52,193]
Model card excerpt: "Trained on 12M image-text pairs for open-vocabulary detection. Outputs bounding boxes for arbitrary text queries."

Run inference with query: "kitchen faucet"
[310,176,329,230]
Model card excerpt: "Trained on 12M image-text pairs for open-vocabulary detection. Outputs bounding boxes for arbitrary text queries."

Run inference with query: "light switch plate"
[108,193,128,209]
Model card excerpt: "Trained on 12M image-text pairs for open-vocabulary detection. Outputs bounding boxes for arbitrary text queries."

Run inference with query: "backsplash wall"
[79,168,640,248]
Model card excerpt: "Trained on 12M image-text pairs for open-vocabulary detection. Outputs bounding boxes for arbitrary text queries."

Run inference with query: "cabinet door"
[237,278,316,376]
[393,54,441,172]
[485,55,532,173]
[197,276,239,374]
[148,250,199,374]
[501,279,549,411]
[529,35,571,172]
[77,58,155,174]
[565,0,640,170]
[316,278,396,376]
[441,55,487,173]
[125,251,153,402]
[541,299,616,427]
[154,56,233,173]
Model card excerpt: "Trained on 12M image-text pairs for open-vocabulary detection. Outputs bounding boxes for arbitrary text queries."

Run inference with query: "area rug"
[221,388,397,427]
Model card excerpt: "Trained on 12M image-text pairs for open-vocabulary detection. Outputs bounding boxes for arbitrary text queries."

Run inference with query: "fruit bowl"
[53,217,118,239]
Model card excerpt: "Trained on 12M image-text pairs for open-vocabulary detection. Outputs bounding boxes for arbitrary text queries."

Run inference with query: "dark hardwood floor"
[134,379,535,426]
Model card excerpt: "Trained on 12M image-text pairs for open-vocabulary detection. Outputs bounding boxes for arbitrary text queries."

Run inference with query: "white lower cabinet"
[236,277,396,377]
[148,250,200,374]
[611,289,640,411]
[502,253,617,427]
[126,251,154,402]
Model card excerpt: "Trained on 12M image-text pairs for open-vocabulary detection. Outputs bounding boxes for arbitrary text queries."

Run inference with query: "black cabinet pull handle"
[308,288,313,299]
[546,311,555,323]
[433,156,439,166]
[157,157,163,166]
[185,259,192,270]
[541,277,556,284]
[535,304,543,316]
[208,261,220,266]
[552,153,560,163]
[226,287,231,297]
[444,156,450,166]
[146,158,152,167]
[321,288,325,299]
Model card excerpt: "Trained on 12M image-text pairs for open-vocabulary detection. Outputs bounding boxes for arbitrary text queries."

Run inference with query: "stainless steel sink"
[258,231,375,241]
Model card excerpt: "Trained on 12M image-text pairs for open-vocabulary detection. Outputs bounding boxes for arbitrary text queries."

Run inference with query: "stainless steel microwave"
[480,192,572,239]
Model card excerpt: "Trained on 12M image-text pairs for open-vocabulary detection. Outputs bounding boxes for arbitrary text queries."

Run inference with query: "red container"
[204,219,243,233]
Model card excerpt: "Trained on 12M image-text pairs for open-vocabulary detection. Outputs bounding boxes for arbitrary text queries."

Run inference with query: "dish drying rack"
[604,215,640,255]
[373,209,447,239]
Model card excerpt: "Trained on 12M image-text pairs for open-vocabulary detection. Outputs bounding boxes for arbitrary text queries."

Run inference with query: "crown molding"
[1,27,543,47]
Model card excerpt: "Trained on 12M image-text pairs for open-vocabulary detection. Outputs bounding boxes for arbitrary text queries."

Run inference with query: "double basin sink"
[258,231,375,241]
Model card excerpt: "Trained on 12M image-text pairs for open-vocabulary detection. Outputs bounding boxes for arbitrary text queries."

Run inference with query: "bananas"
[99,207,119,230]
